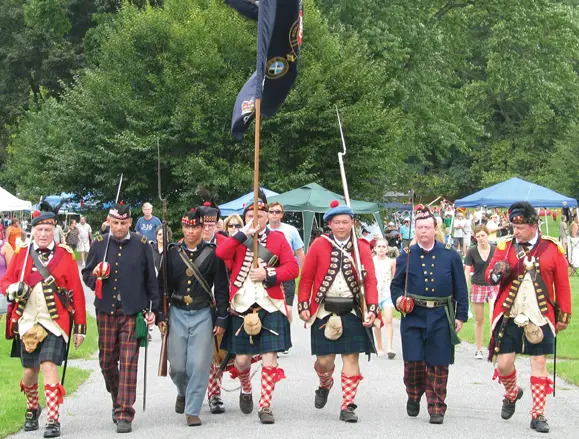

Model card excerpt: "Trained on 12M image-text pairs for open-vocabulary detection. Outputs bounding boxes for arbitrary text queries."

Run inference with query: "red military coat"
[215,229,299,301]
[1,244,87,336]
[298,235,378,316]
[485,236,571,330]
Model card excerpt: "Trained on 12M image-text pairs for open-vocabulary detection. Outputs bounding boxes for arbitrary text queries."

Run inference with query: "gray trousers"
[168,306,214,416]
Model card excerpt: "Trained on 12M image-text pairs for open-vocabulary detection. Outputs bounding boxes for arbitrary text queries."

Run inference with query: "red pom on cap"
[204,201,211,207]
[32,210,41,218]
[414,203,424,212]
[190,207,195,212]
[119,201,124,206]
[330,200,339,208]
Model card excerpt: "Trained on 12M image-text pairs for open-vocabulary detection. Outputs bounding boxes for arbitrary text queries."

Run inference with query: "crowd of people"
[0,197,574,437]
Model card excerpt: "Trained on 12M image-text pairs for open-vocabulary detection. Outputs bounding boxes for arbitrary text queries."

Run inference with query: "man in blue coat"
[391,205,468,425]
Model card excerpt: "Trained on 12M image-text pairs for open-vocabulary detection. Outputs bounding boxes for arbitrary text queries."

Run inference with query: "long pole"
[335,106,367,319]
[103,174,124,261]
[157,141,169,377]
[252,99,261,268]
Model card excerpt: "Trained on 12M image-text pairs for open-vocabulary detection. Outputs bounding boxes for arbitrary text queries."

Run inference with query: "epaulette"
[542,235,565,254]
[141,235,148,244]
[58,243,74,254]
[403,246,410,254]
[497,235,513,251]
[445,242,452,250]
[15,242,28,254]
[96,234,103,242]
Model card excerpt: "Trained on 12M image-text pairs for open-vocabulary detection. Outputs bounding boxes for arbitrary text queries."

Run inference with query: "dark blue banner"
[230,0,303,140]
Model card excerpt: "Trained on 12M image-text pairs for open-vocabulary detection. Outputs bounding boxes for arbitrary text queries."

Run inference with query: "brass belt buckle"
[516,250,526,260]
[426,301,435,308]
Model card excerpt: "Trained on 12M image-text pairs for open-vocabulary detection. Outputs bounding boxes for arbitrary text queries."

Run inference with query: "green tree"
[5,0,403,221]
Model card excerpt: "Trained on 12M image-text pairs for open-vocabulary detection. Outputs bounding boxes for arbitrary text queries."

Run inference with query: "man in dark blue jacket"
[391,205,468,425]
[82,203,159,434]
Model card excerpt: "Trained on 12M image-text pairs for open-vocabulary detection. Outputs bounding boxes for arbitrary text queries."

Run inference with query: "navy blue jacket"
[391,241,468,365]
[82,232,160,317]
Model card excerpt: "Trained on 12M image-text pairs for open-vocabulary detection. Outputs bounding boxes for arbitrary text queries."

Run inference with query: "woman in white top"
[372,238,396,358]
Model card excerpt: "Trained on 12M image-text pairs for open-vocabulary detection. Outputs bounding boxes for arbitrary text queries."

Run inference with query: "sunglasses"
[228,224,242,229]
[268,209,283,215]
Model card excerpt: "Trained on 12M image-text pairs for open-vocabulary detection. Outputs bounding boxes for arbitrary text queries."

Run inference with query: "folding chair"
[568,237,579,276]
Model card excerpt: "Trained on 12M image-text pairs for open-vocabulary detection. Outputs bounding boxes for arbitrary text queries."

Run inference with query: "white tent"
[0,186,32,211]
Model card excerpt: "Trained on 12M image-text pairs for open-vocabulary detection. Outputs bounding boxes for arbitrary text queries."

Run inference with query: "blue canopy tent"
[218,188,279,217]
[455,178,577,208]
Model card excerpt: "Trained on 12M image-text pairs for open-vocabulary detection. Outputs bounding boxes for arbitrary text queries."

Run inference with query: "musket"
[157,139,170,377]
[103,175,124,261]
[403,190,415,303]
[335,107,368,319]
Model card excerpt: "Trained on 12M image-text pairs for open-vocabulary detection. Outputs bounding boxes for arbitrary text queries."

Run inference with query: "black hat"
[108,202,131,220]
[182,208,203,227]
[198,202,219,223]
[31,199,64,227]
[508,201,538,225]
[243,189,268,215]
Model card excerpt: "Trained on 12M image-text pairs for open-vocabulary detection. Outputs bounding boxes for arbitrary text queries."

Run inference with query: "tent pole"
[544,208,549,235]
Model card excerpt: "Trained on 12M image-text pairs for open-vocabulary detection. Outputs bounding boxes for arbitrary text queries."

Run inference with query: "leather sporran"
[324,315,343,341]
[243,309,262,344]
[524,322,544,344]
[21,324,48,353]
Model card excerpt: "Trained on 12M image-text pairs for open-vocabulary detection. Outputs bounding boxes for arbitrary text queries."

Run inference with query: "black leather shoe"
[209,396,225,414]
[43,419,61,438]
[531,415,550,433]
[258,407,275,424]
[24,406,41,431]
[315,387,330,409]
[116,420,132,434]
[501,387,523,420]
[406,398,420,417]
[429,414,444,424]
[339,404,358,423]
[112,409,117,424]
[239,392,253,414]
[175,395,185,414]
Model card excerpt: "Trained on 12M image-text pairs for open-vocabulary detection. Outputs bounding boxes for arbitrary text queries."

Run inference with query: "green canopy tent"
[268,183,384,252]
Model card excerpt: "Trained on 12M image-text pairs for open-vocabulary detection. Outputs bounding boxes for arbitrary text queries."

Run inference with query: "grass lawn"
[0,314,97,438]
[460,275,579,385]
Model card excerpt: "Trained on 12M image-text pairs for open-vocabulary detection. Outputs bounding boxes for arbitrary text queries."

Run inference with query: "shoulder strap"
[30,250,72,311]
[176,246,214,301]
[242,235,279,267]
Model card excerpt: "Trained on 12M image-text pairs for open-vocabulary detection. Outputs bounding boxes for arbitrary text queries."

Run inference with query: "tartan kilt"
[221,310,291,355]
[311,313,371,356]
[20,331,66,368]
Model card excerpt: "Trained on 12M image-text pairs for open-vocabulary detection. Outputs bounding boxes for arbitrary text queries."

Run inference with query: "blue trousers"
[168,306,214,416]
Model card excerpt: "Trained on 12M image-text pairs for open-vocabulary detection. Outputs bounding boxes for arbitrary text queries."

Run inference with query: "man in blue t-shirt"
[267,202,305,323]
[135,202,162,242]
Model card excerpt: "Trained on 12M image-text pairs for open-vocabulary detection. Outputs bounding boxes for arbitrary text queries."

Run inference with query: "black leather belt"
[413,299,447,308]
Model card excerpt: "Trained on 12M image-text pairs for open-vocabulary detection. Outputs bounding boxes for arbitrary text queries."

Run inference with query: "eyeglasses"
[268,209,283,215]
[228,224,242,229]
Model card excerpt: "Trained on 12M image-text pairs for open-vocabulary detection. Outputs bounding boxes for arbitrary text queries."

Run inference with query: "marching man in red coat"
[486,201,571,434]
[216,191,299,424]
[1,206,86,438]
[298,201,378,423]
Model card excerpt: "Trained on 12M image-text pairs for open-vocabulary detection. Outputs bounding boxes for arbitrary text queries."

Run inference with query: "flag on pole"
[230,0,303,140]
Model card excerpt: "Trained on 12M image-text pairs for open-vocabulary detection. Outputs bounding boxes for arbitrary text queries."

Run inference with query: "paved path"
[10,272,579,438]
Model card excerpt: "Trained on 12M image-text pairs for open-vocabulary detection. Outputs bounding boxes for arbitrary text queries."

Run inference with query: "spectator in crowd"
[65,219,79,250]
[0,235,14,280]
[6,218,22,250]
[268,201,305,323]
[151,224,172,272]
[571,214,579,238]
[463,212,473,255]
[224,214,244,237]
[77,216,93,267]
[463,225,498,359]
[101,217,110,235]
[135,202,162,242]
[453,211,467,255]
[559,215,568,253]
[361,229,372,242]
[372,238,396,358]
[400,217,414,249]
[486,213,500,243]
